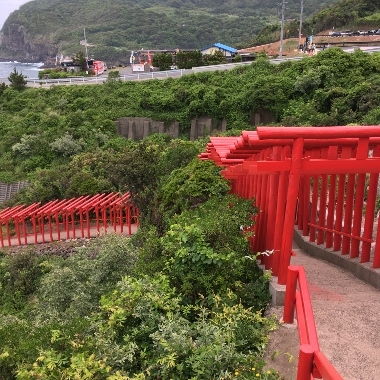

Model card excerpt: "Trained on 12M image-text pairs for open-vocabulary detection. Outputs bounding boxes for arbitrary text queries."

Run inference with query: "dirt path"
[265,247,380,379]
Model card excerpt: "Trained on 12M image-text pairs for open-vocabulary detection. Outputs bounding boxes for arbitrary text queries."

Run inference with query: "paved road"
[3,45,380,87]
[19,58,301,88]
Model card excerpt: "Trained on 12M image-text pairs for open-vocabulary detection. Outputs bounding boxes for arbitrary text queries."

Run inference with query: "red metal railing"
[283,266,343,380]
[0,192,139,247]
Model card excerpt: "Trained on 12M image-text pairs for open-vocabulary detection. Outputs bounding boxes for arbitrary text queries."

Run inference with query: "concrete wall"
[115,116,226,141]
[250,108,276,126]
[190,117,226,140]
[0,181,28,204]
[115,117,179,140]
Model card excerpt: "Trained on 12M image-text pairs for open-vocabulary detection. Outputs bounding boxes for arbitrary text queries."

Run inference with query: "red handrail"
[283,266,343,380]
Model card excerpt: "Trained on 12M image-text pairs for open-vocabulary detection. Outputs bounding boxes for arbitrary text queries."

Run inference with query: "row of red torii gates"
[0,192,139,247]
[200,125,380,380]
[200,126,380,285]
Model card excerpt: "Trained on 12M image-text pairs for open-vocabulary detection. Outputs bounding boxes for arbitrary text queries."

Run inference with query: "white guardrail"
[20,61,255,87]
[0,60,276,86]
[1,49,379,87]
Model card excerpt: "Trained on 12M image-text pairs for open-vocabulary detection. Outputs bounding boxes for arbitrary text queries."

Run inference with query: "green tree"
[152,53,173,71]
[72,51,87,72]
[176,50,203,69]
[8,67,27,90]
[203,50,228,65]
[0,82,8,95]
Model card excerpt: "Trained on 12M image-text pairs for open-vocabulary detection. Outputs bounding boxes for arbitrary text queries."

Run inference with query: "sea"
[0,61,44,81]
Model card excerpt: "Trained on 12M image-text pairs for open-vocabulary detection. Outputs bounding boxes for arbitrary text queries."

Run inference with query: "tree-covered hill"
[1,48,380,199]
[252,0,380,47]
[307,0,380,34]
[0,0,338,64]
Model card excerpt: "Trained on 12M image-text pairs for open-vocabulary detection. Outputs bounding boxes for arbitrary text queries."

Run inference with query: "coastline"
[0,61,44,80]
[0,57,44,64]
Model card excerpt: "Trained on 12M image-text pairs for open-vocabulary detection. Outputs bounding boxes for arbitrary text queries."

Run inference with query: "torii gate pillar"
[278,137,304,284]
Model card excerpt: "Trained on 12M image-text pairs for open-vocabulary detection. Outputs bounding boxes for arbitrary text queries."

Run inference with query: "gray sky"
[1,0,31,29]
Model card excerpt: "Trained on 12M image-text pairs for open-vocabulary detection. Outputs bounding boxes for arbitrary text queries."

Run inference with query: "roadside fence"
[0,57,306,87]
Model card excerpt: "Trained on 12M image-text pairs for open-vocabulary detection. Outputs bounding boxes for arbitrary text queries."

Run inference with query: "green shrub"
[159,158,231,221]
[0,251,50,315]
[159,195,269,307]
[33,234,138,323]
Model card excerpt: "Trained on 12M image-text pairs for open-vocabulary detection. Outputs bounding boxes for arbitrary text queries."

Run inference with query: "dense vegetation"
[0,0,338,63]
[1,17,380,377]
[307,0,380,34]
[0,134,279,379]
[1,48,380,189]
[252,0,380,47]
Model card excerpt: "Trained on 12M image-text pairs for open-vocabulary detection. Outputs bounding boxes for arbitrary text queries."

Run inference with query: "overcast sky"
[1,0,31,29]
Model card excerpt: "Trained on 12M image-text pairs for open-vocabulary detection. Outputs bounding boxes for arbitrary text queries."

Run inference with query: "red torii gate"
[200,126,380,380]
[0,192,139,247]
[200,126,380,284]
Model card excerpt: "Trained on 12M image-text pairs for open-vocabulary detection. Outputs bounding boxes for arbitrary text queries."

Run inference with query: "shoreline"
[0,57,44,64]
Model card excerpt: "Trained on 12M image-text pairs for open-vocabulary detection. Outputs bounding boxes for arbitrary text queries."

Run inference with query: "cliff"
[0,23,56,62]
[0,0,340,64]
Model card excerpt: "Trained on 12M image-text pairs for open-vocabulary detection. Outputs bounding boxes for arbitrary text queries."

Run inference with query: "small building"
[60,57,81,73]
[200,43,237,61]
[131,62,151,73]
[60,57,105,75]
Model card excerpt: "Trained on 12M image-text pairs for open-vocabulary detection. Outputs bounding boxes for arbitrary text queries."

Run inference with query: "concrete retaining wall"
[190,117,226,140]
[115,116,227,141]
[115,117,179,140]
[0,181,28,204]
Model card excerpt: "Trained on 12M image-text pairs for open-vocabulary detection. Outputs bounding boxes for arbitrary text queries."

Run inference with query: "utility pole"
[83,27,89,60]
[279,0,286,58]
[298,0,304,50]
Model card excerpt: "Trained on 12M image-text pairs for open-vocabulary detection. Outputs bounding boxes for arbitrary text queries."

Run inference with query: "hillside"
[249,0,380,50]
[307,0,380,34]
[0,0,338,64]
[240,33,380,58]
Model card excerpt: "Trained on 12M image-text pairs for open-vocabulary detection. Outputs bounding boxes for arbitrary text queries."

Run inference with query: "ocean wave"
[0,62,43,79]
[0,62,44,66]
